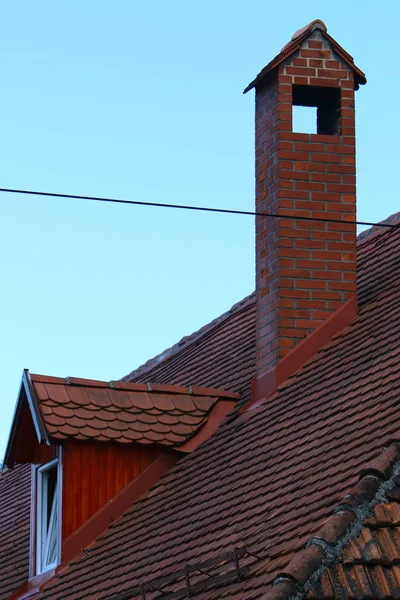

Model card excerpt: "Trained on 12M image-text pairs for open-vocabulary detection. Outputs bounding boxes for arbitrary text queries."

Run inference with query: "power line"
[0,186,399,230]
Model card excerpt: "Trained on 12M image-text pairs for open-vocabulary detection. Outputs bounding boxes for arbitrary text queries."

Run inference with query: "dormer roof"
[4,372,238,466]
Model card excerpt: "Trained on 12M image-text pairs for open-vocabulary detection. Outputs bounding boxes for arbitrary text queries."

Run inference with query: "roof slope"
[0,464,31,600]
[307,445,400,599]
[28,375,239,448]
[124,293,256,403]
[33,221,400,600]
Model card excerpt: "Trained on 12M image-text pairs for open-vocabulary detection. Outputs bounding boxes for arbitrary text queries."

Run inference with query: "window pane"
[43,493,58,567]
[37,462,59,573]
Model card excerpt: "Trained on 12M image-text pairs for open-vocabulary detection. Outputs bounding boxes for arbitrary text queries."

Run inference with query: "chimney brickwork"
[254,27,360,379]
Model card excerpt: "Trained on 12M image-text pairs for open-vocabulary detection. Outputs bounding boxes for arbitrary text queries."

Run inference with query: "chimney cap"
[282,19,327,51]
[244,21,366,94]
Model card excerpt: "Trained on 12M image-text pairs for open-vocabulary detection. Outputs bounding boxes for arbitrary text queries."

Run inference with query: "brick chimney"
[245,21,366,397]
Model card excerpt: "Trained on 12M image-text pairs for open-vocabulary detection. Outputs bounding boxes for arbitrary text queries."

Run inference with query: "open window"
[292,85,341,135]
[34,458,61,575]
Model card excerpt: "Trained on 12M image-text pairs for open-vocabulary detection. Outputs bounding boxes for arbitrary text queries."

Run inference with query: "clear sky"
[1,0,399,460]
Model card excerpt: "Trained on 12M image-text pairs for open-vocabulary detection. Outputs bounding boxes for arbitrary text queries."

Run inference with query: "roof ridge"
[261,443,400,599]
[122,292,255,382]
[357,211,400,245]
[29,373,239,399]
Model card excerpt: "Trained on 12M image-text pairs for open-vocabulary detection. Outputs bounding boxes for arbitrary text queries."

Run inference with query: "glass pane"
[44,495,58,566]
[37,463,59,573]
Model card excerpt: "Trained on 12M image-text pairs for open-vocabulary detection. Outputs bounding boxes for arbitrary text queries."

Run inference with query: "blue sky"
[1,1,399,460]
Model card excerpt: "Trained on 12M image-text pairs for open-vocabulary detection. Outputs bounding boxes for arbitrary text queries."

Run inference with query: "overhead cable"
[0,187,399,230]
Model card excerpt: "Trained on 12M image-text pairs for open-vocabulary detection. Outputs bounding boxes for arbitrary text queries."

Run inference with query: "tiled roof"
[0,464,31,600]
[32,220,400,600]
[30,374,238,448]
[124,293,256,403]
[307,445,400,599]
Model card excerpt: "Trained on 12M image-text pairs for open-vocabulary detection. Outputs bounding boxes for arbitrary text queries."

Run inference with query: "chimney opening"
[292,105,317,134]
[292,85,341,135]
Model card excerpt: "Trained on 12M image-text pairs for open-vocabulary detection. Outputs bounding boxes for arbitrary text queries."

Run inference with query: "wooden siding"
[33,444,57,465]
[62,440,162,540]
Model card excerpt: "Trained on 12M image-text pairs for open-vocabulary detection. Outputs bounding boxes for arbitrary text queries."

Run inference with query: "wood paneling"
[8,400,57,466]
[33,444,57,465]
[62,441,162,540]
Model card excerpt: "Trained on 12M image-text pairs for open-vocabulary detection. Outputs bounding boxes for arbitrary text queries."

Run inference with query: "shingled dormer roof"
[4,373,238,466]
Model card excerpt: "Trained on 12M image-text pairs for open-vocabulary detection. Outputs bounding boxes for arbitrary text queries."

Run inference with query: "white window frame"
[30,450,63,577]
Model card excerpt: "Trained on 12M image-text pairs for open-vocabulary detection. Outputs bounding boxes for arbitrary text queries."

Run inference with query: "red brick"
[295,142,325,152]
[327,144,355,154]
[286,66,316,76]
[296,318,323,329]
[293,76,309,86]
[308,40,323,49]
[281,170,309,180]
[312,153,341,163]
[280,131,309,142]
[297,259,325,269]
[297,299,325,309]
[280,289,311,299]
[296,239,325,249]
[317,69,346,79]
[295,181,325,192]
[326,60,340,68]
[327,164,355,174]
[312,134,341,143]
[301,49,330,58]
[312,270,342,280]
[293,58,308,67]
[312,251,342,261]
[310,77,340,88]
[295,161,326,172]
[282,191,310,200]
[327,281,355,291]
[278,150,309,161]
[280,268,310,278]
[279,248,310,259]
[311,173,341,184]
[328,261,356,271]
[312,290,343,301]
[295,220,325,231]
[296,279,327,290]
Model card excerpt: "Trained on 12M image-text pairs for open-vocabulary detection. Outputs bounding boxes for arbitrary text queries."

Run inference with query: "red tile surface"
[27,219,400,600]
[125,293,256,404]
[308,478,400,598]
[0,465,31,600]
[30,375,237,448]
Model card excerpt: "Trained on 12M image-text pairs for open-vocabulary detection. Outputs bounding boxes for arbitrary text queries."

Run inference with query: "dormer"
[3,370,237,593]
